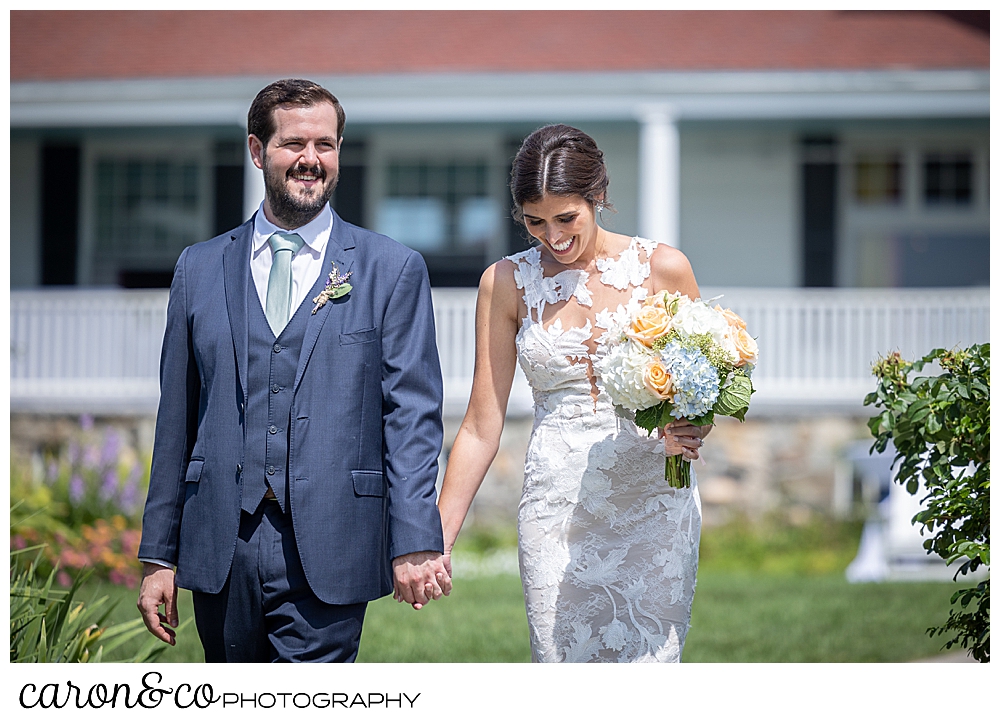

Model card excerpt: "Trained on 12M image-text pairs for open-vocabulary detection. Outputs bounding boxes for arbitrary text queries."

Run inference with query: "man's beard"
[263,156,339,229]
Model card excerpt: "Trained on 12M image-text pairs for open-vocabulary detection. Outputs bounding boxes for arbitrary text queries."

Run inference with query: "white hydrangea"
[594,339,660,410]
[671,300,739,362]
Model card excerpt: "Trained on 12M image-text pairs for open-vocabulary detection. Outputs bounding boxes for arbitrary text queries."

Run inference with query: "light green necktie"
[265,232,305,336]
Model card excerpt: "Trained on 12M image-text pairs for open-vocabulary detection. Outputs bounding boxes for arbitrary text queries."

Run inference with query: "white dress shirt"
[250,203,333,317]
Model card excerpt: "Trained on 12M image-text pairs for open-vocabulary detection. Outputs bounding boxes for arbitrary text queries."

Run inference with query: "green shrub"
[10,544,172,663]
[866,343,989,662]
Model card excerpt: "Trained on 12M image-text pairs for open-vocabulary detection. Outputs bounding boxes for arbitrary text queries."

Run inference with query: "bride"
[435,124,710,663]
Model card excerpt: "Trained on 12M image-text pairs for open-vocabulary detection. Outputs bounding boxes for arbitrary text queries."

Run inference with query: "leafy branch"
[865,344,989,662]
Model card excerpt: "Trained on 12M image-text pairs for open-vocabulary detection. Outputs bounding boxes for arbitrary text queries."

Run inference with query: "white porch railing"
[701,286,990,410]
[10,286,989,416]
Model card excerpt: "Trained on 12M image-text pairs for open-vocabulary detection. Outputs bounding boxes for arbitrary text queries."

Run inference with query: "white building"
[11,10,988,292]
[9,11,990,527]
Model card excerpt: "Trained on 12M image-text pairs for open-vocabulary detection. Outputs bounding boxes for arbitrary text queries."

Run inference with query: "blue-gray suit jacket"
[138,212,445,605]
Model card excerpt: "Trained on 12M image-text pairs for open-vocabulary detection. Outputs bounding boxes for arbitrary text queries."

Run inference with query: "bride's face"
[521,194,600,264]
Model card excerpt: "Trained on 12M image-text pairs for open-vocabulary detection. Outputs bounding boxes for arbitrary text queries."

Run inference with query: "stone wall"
[443,413,874,529]
[12,412,874,530]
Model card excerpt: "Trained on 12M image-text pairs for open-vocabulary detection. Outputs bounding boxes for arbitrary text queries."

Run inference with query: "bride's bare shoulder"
[478,258,522,314]
[648,242,699,298]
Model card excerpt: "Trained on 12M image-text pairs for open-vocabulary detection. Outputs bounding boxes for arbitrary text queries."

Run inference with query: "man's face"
[249,102,342,229]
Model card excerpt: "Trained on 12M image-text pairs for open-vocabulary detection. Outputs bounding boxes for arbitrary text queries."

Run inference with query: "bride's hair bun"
[510,124,613,223]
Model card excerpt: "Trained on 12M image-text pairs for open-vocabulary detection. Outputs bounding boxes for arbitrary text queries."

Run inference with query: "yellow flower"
[643,359,675,400]
[729,325,759,366]
[645,291,668,309]
[647,290,687,315]
[628,306,672,347]
[714,304,747,330]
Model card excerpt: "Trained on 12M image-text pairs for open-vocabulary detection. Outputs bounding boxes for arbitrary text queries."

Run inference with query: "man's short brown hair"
[247,79,346,147]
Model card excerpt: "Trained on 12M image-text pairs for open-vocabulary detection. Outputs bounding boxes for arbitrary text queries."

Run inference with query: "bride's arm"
[648,244,713,456]
[437,259,521,561]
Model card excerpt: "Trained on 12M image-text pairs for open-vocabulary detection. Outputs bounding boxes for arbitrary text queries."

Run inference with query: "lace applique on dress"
[511,246,592,326]
[506,237,702,663]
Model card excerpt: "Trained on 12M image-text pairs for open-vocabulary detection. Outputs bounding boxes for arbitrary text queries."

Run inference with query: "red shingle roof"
[11,10,989,82]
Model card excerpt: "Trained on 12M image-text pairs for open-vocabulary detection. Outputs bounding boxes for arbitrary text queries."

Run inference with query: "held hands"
[658,419,713,461]
[392,550,453,610]
[136,562,179,645]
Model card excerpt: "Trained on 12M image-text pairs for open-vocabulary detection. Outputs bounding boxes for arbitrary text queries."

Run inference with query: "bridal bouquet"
[595,291,758,488]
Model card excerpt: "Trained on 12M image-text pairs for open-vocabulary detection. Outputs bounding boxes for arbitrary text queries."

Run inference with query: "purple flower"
[119,483,138,513]
[119,463,142,513]
[46,461,59,484]
[82,444,100,471]
[100,430,121,467]
[100,470,119,502]
[69,475,85,504]
[67,441,80,466]
[80,414,94,431]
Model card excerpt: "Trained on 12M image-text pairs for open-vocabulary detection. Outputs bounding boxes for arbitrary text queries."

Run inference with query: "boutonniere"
[311,262,353,313]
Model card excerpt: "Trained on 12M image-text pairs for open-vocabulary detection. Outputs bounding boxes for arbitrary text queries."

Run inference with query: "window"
[376,161,500,253]
[923,152,972,205]
[853,152,902,205]
[94,156,205,274]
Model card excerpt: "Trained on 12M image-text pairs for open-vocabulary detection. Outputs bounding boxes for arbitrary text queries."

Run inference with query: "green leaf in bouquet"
[687,411,715,427]
[657,403,678,429]
[715,374,754,417]
[634,406,661,435]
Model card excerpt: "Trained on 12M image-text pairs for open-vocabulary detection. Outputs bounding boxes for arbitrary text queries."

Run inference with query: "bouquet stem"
[665,455,691,489]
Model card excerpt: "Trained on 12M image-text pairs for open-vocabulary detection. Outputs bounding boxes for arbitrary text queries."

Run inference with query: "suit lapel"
[223,219,254,401]
[294,211,356,393]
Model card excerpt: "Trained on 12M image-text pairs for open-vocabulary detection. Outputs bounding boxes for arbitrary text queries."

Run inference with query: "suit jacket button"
[267,465,276,475]
[268,425,278,434]
[273,343,282,353]
[236,464,243,475]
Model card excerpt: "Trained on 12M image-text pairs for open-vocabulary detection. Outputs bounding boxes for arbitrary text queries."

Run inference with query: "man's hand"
[391,551,452,610]
[137,562,179,645]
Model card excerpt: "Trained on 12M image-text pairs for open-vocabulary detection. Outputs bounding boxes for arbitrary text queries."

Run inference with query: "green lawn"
[78,569,965,663]
[62,515,971,663]
[685,573,965,662]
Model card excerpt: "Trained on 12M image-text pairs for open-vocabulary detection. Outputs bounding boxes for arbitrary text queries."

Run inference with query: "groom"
[137,78,450,662]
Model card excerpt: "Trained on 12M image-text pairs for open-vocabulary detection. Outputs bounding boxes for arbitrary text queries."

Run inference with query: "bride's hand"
[659,419,712,460]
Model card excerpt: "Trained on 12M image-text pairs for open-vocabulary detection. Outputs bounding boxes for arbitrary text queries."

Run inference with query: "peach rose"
[643,358,674,400]
[628,306,672,347]
[729,325,759,366]
[649,290,688,315]
[645,291,668,309]
[714,304,747,330]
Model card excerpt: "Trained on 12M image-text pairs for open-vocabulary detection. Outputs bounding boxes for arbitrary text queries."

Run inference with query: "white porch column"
[243,140,265,221]
[637,105,680,248]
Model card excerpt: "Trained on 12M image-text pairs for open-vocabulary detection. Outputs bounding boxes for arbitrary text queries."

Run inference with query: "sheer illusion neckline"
[512,236,659,332]
[510,235,662,405]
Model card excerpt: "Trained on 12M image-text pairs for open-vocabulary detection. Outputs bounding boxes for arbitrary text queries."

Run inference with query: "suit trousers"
[192,500,367,662]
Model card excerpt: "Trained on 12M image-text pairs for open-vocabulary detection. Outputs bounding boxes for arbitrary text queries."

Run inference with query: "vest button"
[273,343,282,353]
[267,465,276,475]
[271,384,280,393]
[268,425,278,434]
[238,401,244,413]
[236,464,243,475]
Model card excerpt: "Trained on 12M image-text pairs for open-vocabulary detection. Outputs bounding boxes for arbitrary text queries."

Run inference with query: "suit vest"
[241,279,318,514]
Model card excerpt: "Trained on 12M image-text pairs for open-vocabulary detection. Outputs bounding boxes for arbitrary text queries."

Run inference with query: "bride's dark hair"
[509,124,612,223]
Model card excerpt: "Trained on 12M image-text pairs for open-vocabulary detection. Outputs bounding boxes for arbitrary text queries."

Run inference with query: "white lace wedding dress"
[510,236,702,663]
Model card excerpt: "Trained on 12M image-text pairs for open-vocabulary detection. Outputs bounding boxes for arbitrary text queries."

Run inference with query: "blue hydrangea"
[658,341,720,419]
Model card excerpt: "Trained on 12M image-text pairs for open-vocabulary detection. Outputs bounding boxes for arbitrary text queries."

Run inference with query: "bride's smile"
[521,194,606,267]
